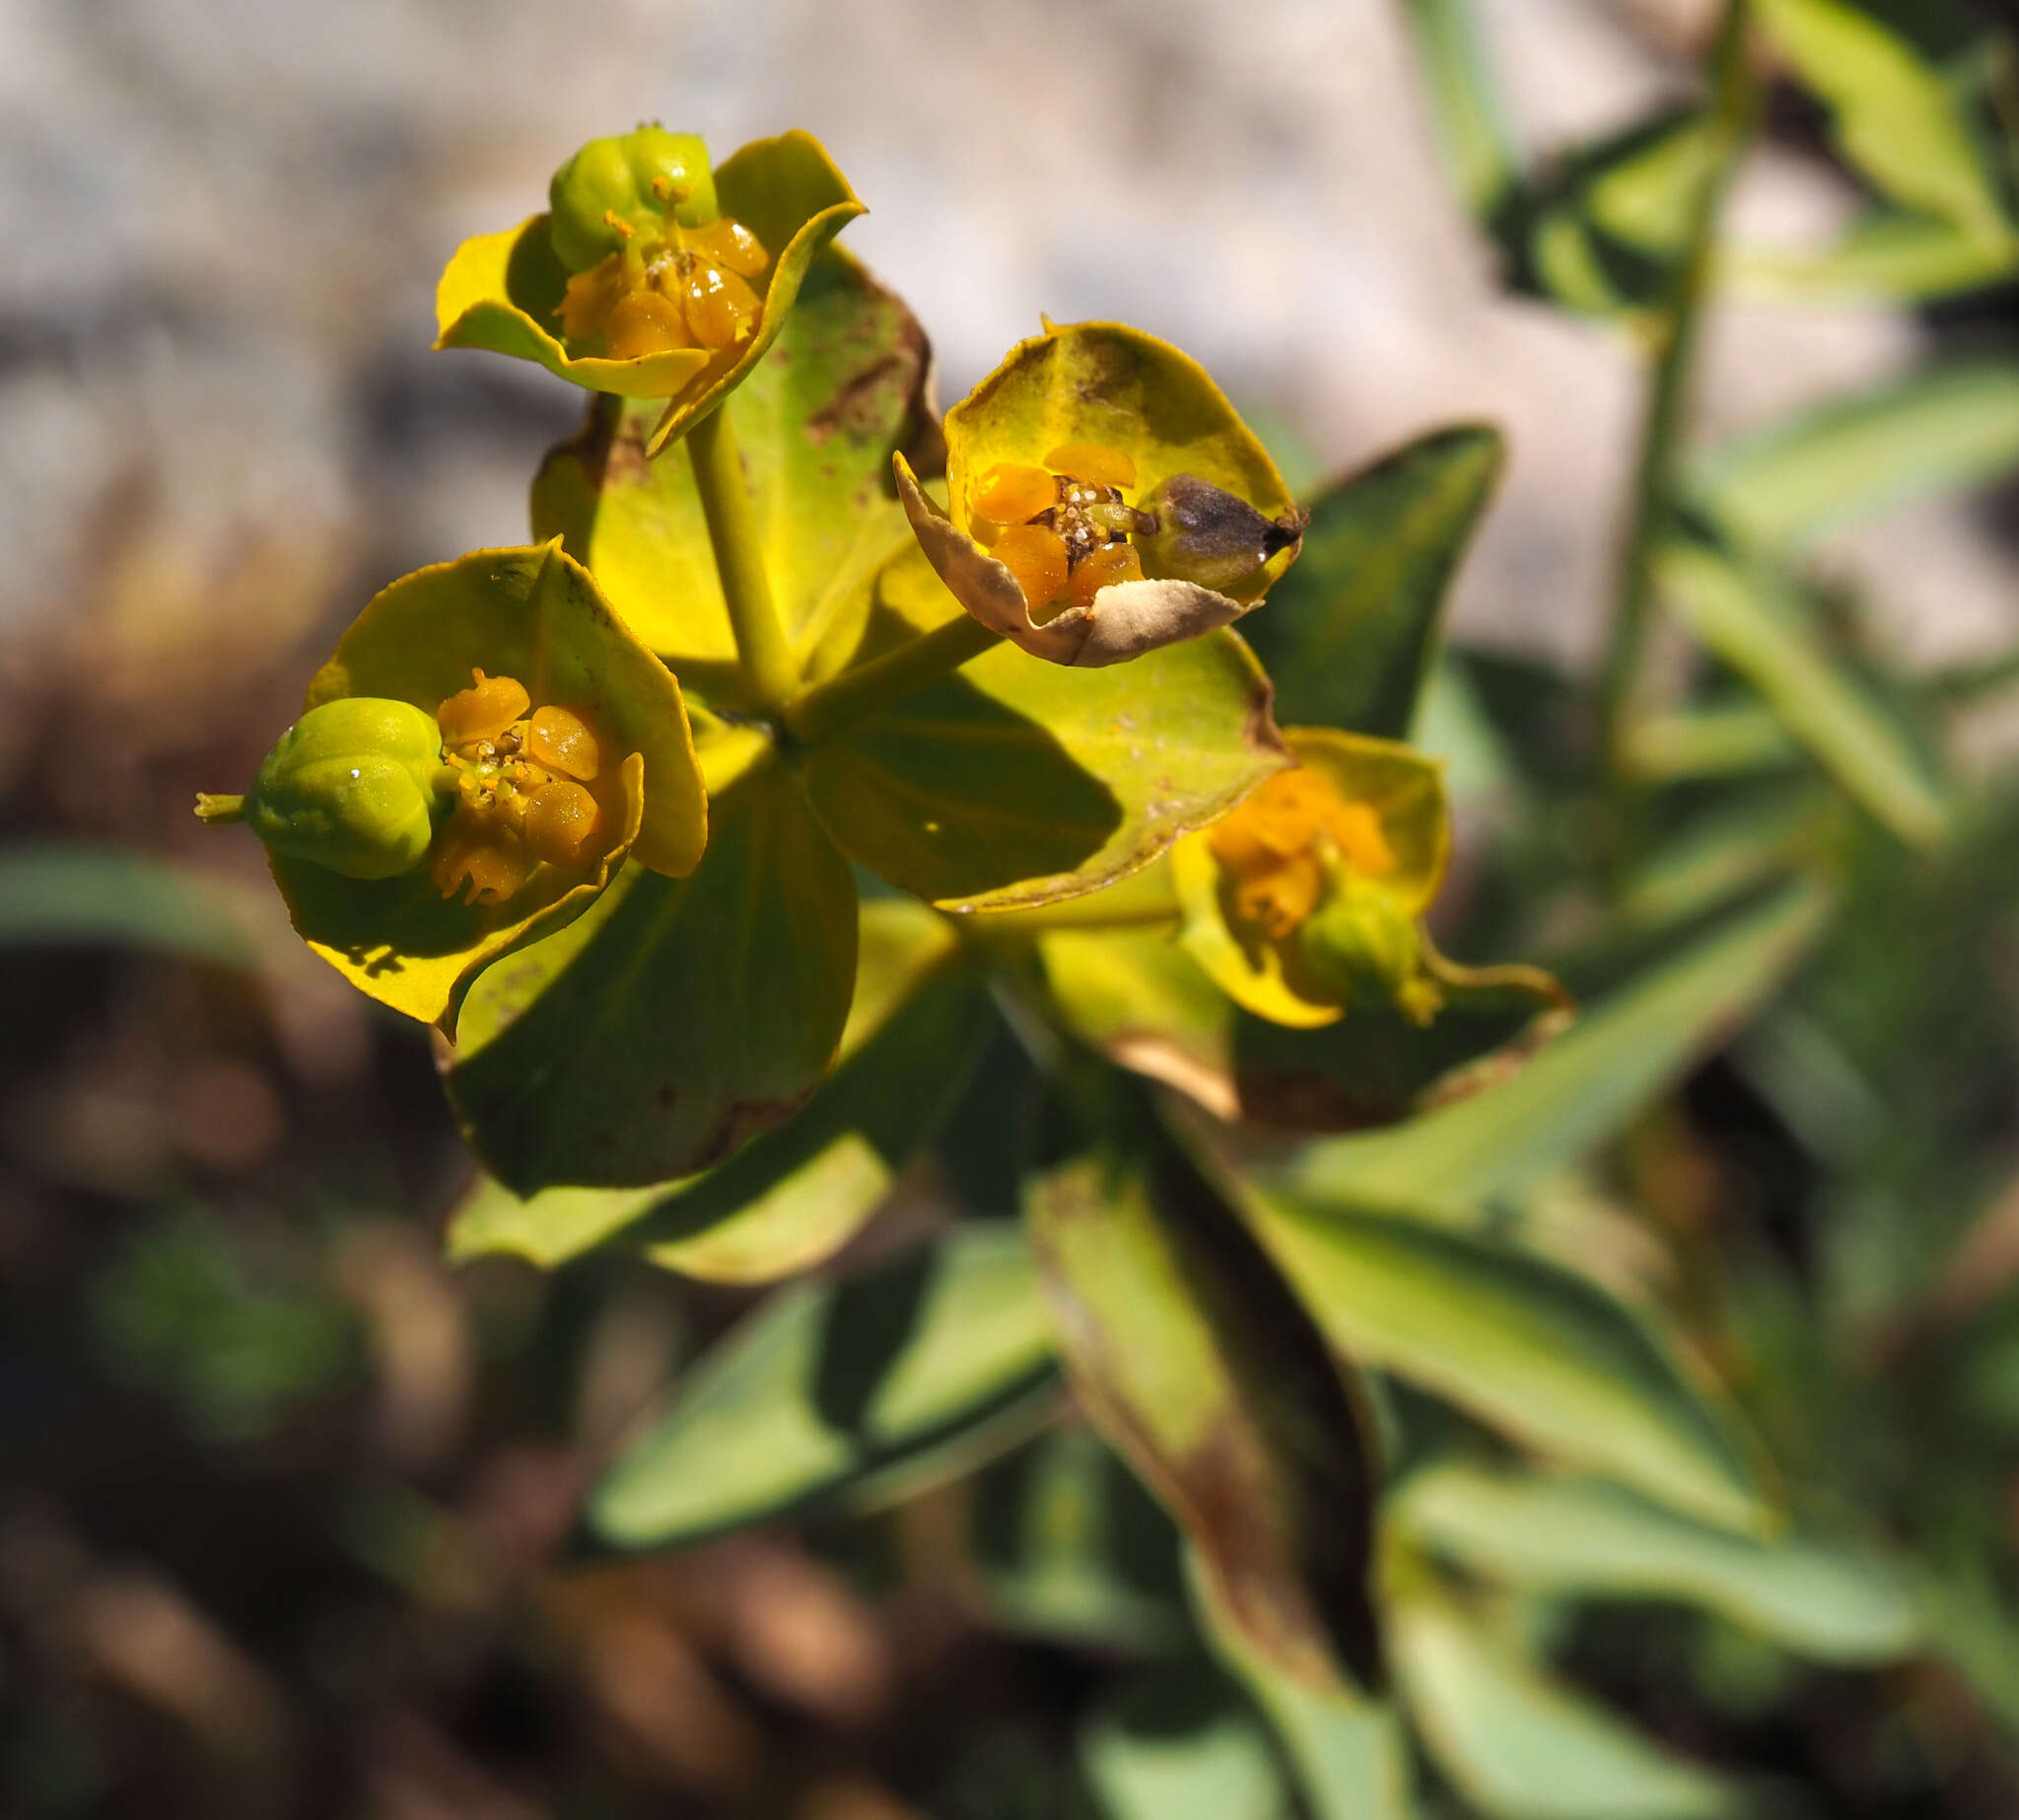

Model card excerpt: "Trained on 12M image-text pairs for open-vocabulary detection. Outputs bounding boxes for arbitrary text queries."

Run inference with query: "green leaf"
[1037,912,1234,1114]
[1239,427,1502,741]
[1693,361,2019,550]
[448,901,987,1278]
[463,955,987,1279]
[1392,1463,1920,1663]
[531,246,931,705]
[1027,1144,1382,1692]
[1401,0,1521,223]
[0,843,285,969]
[1193,1552,1419,1820]
[1752,0,2014,252]
[973,1427,1189,1653]
[1267,878,1833,1219]
[800,543,1288,910]
[1079,1663,1291,1820]
[445,759,856,1193]
[1039,916,1564,1136]
[1230,1190,1771,1533]
[1523,113,1723,317]
[1227,976,1567,1132]
[1656,540,1950,846]
[588,1225,1060,1549]
[1731,208,2019,303]
[1617,703,1799,782]
[1618,786,1838,930]
[1393,1589,1736,1819]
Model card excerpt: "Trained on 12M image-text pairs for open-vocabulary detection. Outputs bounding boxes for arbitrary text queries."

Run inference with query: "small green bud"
[1293,875,1424,1009]
[548,126,718,272]
[1134,473,1307,595]
[244,698,448,881]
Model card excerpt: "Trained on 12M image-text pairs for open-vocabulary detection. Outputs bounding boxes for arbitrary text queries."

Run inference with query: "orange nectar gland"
[556,207,770,360]
[1208,769,1394,943]
[970,443,1153,613]
[430,669,611,906]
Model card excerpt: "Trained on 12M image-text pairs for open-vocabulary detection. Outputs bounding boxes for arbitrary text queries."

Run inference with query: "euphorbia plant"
[149,0,2019,1799]
[197,115,1593,1730]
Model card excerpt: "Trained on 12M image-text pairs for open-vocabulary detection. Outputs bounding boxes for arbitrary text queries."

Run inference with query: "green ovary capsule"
[244,698,447,880]
[548,126,718,271]
[1134,473,1306,595]
[1294,879,1426,1009]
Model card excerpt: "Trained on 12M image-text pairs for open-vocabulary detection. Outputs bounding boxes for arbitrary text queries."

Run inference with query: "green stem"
[688,402,800,711]
[1597,0,1757,797]
[780,614,1002,745]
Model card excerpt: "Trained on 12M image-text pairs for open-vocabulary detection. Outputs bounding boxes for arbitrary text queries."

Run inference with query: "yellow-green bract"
[896,320,1305,665]
[434,129,863,454]
[259,542,705,1034]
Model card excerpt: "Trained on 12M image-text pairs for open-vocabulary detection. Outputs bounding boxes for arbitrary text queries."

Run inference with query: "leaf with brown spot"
[531,247,936,710]
[1025,1116,1383,1694]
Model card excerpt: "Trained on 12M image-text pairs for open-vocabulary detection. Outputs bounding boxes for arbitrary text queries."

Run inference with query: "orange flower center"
[555,215,771,359]
[969,442,1156,615]
[1207,768,1394,942]
[431,669,615,906]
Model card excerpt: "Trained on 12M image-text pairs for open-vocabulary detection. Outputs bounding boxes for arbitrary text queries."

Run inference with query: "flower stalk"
[688,402,801,712]
[780,614,1002,745]
[1598,0,1758,832]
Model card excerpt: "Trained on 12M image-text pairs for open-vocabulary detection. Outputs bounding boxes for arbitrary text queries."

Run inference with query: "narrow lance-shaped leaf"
[448,900,988,1279]
[1751,0,2014,253]
[1524,111,1724,318]
[1240,426,1503,741]
[1027,1130,1383,1693]
[1730,209,2019,304]
[1618,702,1799,784]
[973,1426,1189,1653]
[1618,785,1838,931]
[445,758,857,1193]
[1401,0,1522,225]
[1392,1463,1920,1664]
[1079,1663,1291,1820]
[1392,1582,1737,1819]
[588,1225,1060,1550]
[1191,1551,1419,1820]
[0,844,289,971]
[1222,1185,1774,1533]
[1267,876,1832,1219]
[1657,539,1949,847]
[1691,360,2019,551]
